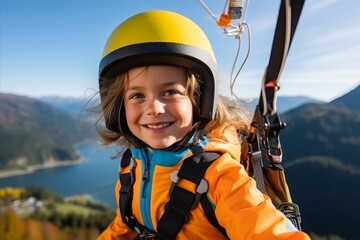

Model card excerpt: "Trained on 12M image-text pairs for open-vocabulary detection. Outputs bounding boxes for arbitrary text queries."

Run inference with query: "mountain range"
[0,93,95,170]
[280,85,360,239]
[241,95,324,114]
[0,84,359,239]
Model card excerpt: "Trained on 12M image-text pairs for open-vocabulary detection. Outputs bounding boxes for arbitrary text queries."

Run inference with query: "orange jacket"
[98,127,311,239]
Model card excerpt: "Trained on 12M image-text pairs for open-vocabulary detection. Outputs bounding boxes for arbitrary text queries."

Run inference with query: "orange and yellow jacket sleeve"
[206,153,310,239]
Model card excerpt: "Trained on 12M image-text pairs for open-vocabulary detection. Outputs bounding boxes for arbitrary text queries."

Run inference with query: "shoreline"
[0,158,85,179]
[0,141,94,180]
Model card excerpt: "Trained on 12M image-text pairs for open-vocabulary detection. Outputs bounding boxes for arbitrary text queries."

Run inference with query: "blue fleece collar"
[130,134,209,166]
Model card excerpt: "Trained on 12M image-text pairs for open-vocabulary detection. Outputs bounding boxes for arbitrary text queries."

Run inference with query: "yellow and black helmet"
[99,10,218,133]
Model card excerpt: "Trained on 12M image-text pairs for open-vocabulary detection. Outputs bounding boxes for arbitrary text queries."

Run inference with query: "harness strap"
[119,148,152,235]
[119,149,228,239]
[250,0,305,172]
[247,0,305,231]
[200,194,230,239]
[119,149,134,228]
[157,151,224,239]
[251,150,266,194]
[259,0,305,116]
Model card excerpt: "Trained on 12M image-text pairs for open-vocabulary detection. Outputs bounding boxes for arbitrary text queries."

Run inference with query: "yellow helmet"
[99,10,217,133]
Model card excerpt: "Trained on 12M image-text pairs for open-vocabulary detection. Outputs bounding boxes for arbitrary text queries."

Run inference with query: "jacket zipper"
[140,151,154,230]
[142,162,150,197]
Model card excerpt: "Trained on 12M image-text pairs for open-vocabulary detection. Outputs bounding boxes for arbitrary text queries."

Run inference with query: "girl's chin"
[145,138,180,149]
[147,143,175,149]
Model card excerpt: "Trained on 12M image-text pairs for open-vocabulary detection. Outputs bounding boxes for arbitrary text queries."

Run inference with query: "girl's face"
[124,66,193,149]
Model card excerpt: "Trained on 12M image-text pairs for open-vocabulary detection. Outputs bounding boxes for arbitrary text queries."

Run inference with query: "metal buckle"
[191,178,208,209]
[129,157,136,184]
[137,233,157,240]
[169,170,179,196]
[277,202,302,231]
[133,221,157,239]
[262,113,286,165]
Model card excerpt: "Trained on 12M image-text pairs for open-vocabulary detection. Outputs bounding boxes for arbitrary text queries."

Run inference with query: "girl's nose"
[146,98,165,116]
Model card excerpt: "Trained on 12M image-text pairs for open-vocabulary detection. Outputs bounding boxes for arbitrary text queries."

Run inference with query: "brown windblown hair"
[95,66,249,148]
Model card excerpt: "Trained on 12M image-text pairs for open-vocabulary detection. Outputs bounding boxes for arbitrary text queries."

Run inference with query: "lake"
[0,143,121,210]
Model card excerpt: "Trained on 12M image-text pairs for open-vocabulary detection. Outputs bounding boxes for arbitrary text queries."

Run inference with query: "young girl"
[96,10,310,239]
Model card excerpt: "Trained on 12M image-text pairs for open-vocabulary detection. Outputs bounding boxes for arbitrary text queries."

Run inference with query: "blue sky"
[1,0,359,102]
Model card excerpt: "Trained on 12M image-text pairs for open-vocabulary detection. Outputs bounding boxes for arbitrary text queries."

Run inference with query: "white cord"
[261,0,291,116]
[230,23,251,100]
[196,0,252,101]
[197,0,219,24]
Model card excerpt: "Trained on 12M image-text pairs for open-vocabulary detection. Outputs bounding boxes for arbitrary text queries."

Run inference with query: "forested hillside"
[0,93,95,171]
[281,85,360,239]
[0,186,114,240]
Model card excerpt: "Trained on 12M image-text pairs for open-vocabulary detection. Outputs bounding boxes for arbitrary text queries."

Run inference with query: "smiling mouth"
[145,122,172,129]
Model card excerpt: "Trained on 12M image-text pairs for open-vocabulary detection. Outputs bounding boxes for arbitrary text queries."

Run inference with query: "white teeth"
[147,123,170,129]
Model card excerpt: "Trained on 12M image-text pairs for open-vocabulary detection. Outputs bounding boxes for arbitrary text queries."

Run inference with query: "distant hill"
[282,103,360,167]
[279,85,360,239]
[0,93,95,170]
[277,96,324,113]
[240,95,323,114]
[40,96,99,117]
[330,84,360,112]
[40,96,100,125]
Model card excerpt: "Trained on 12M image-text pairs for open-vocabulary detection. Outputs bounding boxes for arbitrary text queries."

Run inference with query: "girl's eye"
[163,89,181,96]
[129,93,144,99]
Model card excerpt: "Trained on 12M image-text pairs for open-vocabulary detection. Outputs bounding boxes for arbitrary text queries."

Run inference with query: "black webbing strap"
[119,149,229,238]
[119,149,161,238]
[260,0,306,115]
[247,0,306,231]
[200,195,230,239]
[157,152,222,239]
[251,150,267,194]
[119,149,158,237]
[249,0,305,172]
[119,149,135,229]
